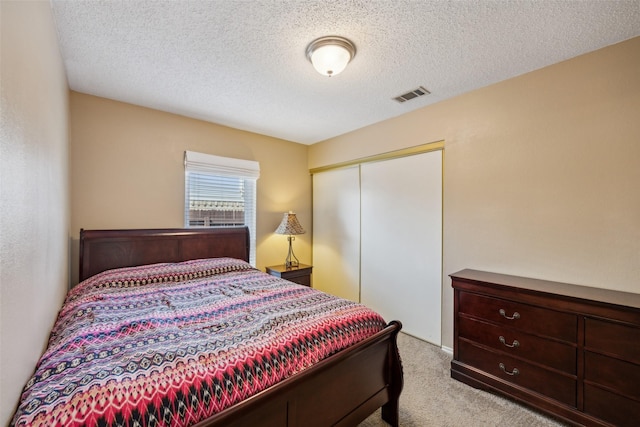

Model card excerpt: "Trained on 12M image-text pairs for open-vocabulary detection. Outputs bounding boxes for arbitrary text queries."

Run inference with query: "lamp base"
[284,236,300,269]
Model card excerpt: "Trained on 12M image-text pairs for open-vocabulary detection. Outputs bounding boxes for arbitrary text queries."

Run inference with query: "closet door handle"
[499,336,520,348]
[499,308,520,320]
[499,363,519,376]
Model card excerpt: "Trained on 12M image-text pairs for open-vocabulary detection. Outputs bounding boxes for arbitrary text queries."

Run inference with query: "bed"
[11,227,403,427]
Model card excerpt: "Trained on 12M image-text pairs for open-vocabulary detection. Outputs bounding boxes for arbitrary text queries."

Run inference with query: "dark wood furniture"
[451,269,640,427]
[79,227,403,427]
[266,264,313,287]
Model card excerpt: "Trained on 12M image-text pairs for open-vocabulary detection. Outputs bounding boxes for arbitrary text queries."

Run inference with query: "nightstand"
[266,264,313,287]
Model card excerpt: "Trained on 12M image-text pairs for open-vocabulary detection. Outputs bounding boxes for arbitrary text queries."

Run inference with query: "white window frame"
[184,151,260,265]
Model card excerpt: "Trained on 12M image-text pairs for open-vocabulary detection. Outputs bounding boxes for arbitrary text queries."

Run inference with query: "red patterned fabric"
[12,258,386,426]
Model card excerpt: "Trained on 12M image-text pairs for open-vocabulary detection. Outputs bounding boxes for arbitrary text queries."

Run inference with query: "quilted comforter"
[12,258,386,426]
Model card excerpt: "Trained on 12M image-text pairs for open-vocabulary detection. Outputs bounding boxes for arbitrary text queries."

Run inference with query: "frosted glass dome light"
[306,36,356,77]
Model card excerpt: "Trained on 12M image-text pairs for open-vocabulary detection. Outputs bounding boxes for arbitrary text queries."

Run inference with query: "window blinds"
[184,151,260,265]
[184,151,260,179]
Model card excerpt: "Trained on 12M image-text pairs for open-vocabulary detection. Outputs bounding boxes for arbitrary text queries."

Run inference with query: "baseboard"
[398,332,453,355]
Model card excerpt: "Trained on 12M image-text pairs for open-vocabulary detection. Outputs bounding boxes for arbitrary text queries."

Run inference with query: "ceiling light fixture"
[306,36,356,77]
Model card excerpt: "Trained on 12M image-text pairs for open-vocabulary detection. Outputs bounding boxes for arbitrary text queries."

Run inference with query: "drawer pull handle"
[499,363,520,376]
[499,309,520,320]
[499,336,520,348]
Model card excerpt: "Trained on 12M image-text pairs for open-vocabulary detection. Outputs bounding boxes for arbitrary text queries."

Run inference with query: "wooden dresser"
[450,269,640,427]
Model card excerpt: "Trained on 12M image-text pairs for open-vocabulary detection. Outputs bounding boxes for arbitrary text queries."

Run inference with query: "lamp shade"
[275,212,305,235]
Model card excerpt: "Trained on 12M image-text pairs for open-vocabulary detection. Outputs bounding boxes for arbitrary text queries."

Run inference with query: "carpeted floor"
[359,333,568,427]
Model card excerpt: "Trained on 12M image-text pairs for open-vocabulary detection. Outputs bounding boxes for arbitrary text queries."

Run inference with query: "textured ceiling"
[50,0,640,144]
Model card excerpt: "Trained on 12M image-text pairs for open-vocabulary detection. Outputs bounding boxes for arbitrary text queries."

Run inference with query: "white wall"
[0,1,70,424]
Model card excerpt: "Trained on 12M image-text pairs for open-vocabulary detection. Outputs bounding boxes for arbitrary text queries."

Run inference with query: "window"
[184,151,260,265]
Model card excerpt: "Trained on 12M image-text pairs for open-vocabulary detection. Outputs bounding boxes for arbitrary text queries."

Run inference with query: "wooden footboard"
[195,321,403,427]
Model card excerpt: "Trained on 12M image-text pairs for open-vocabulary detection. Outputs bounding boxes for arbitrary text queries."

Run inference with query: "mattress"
[12,258,386,426]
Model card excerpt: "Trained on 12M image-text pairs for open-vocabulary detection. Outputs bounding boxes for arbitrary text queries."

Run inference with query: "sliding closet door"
[312,166,360,302]
[360,151,442,345]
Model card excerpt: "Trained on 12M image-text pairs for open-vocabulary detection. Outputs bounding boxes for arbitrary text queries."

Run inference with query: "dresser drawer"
[458,340,577,406]
[585,351,640,400]
[584,384,640,427]
[585,318,640,363]
[458,316,576,374]
[458,291,577,342]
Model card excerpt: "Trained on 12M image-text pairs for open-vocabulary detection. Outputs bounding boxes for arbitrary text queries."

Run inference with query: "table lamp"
[275,211,306,268]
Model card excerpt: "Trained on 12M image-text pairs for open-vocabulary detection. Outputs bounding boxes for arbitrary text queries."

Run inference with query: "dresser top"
[451,269,640,310]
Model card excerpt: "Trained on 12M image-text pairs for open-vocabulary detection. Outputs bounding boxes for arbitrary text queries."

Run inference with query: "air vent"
[393,86,431,103]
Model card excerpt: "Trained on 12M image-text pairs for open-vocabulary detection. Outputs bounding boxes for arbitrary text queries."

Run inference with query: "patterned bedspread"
[12,258,386,426]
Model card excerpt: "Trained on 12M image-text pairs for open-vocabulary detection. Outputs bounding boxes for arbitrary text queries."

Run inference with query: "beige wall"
[309,37,640,349]
[70,92,311,283]
[0,1,70,424]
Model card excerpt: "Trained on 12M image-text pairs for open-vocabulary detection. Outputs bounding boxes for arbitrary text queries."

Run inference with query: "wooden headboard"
[79,227,250,281]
